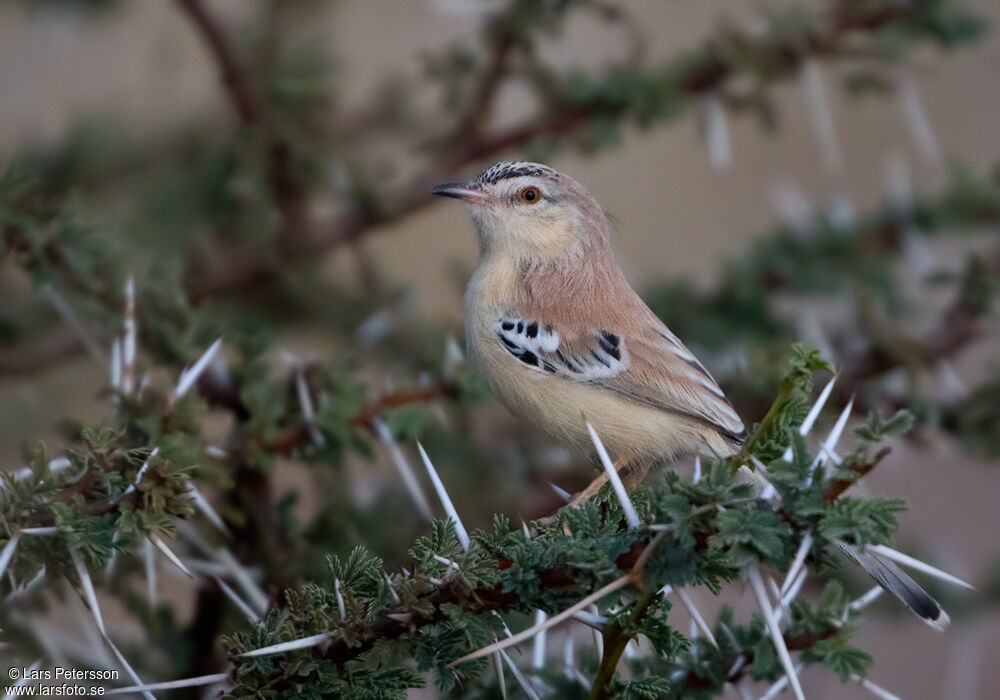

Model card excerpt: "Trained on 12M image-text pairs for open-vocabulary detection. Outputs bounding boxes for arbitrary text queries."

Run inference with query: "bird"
[433,160,745,505]
[434,160,950,630]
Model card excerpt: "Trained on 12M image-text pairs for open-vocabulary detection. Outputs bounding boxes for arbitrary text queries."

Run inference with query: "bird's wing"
[494,312,745,443]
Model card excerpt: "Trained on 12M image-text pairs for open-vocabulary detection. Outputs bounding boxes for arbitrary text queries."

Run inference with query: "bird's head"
[433,161,609,263]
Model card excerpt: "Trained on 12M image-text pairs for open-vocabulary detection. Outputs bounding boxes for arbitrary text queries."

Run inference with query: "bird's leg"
[567,453,635,508]
[621,459,652,492]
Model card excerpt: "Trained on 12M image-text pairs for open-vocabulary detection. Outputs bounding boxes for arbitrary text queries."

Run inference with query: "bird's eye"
[517,186,541,205]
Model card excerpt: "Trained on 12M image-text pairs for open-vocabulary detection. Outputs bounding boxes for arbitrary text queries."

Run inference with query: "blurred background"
[1,0,999,697]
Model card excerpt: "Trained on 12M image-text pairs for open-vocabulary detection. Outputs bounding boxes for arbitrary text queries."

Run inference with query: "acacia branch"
[840,252,996,387]
[175,0,310,242]
[260,379,462,453]
[822,446,892,501]
[175,0,267,127]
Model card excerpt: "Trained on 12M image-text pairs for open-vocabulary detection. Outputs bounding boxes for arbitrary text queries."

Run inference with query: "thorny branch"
[298,504,838,693]
[257,378,462,455]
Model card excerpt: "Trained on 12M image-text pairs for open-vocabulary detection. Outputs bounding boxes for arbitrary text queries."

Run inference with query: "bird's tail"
[834,539,949,630]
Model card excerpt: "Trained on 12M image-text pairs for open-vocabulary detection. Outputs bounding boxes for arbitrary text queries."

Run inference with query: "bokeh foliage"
[1,0,997,697]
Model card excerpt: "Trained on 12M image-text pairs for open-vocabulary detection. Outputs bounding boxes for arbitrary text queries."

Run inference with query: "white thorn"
[675,587,719,649]
[20,527,58,535]
[586,422,640,529]
[122,274,137,396]
[104,530,120,578]
[563,635,576,680]
[748,564,805,700]
[896,69,940,163]
[781,532,814,598]
[869,544,976,590]
[186,483,228,535]
[903,226,936,279]
[215,577,259,622]
[144,538,157,607]
[775,567,809,626]
[501,650,541,700]
[111,338,123,391]
[7,456,73,484]
[104,634,157,700]
[432,554,461,571]
[570,610,608,630]
[125,447,160,495]
[532,610,547,669]
[241,632,333,657]
[494,650,508,700]
[417,441,470,551]
[44,285,107,367]
[334,578,346,620]
[204,445,229,460]
[383,572,400,604]
[151,535,194,579]
[781,568,809,612]
[106,673,230,696]
[174,338,223,401]
[295,367,325,446]
[825,193,857,232]
[768,575,783,604]
[850,586,884,611]
[693,456,702,484]
[214,547,268,615]
[853,674,902,700]
[703,92,732,170]
[800,376,837,439]
[758,663,805,700]
[444,334,465,377]
[70,548,104,635]
[750,457,779,501]
[809,398,853,480]
[771,178,813,236]
[452,574,633,666]
[549,483,572,503]
[936,361,969,402]
[372,417,433,521]
[0,533,21,583]
[590,604,604,660]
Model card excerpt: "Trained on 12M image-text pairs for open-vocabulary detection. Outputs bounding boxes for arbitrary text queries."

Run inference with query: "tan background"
[1,1,999,698]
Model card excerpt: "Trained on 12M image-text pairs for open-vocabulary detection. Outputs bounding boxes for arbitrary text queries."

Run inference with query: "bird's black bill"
[432,182,488,203]
[432,182,471,199]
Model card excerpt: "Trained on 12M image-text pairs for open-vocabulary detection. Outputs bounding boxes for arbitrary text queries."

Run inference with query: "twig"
[175,0,266,126]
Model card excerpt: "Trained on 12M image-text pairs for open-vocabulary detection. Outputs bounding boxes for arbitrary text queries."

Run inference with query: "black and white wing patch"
[495,318,629,379]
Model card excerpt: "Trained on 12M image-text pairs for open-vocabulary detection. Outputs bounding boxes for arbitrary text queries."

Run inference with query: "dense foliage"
[0,0,996,697]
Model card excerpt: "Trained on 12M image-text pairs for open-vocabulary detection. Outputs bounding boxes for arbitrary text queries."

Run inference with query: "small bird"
[435,161,950,630]
[434,161,745,503]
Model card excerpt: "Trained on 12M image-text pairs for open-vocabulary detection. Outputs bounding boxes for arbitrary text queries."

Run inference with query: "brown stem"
[588,586,661,700]
[175,0,267,127]
[822,446,891,501]
[175,0,310,245]
[274,381,459,452]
